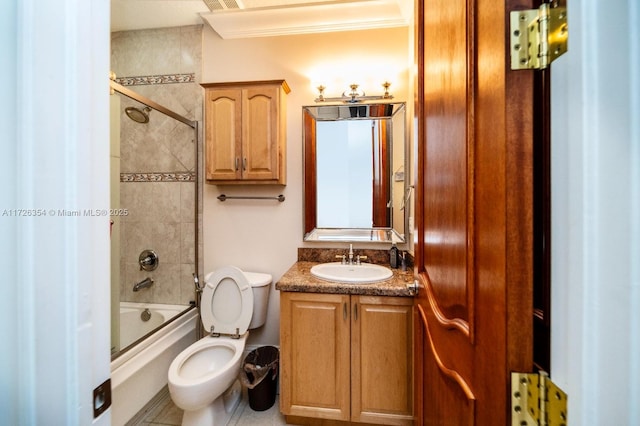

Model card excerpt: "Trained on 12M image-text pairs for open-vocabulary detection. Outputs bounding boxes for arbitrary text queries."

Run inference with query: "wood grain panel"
[243,86,278,180]
[413,0,536,422]
[205,89,241,180]
[303,110,317,235]
[280,292,350,421]
[351,296,413,425]
[423,0,474,330]
[202,80,288,184]
[419,307,475,426]
[372,121,390,227]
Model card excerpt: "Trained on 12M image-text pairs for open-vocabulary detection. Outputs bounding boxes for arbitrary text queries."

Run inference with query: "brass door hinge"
[511,371,567,425]
[510,3,568,70]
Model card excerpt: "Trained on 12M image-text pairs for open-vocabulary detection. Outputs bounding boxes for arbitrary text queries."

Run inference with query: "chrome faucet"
[138,250,159,271]
[335,244,367,265]
[133,277,154,292]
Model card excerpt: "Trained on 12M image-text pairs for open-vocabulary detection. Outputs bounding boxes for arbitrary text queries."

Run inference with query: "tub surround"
[110,26,204,424]
[111,25,203,309]
[276,248,415,297]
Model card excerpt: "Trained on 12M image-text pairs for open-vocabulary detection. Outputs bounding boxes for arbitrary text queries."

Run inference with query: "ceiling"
[111,0,412,38]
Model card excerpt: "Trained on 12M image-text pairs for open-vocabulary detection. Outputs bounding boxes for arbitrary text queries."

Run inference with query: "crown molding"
[200,0,409,39]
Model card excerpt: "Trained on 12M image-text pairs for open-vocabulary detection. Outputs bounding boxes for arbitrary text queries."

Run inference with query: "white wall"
[201,26,411,347]
[551,0,640,423]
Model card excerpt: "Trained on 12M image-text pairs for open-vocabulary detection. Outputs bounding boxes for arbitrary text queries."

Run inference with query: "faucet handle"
[335,254,347,264]
[356,255,368,265]
[139,249,159,271]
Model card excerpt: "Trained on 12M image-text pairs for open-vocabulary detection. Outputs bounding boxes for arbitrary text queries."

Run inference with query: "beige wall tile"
[111,27,182,77]
[180,264,197,306]
[122,221,180,265]
[149,263,182,305]
[180,182,195,222]
[112,24,202,316]
[181,222,195,264]
[121,182,181,223]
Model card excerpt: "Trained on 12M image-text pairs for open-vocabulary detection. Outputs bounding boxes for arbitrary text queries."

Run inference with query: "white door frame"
[1,0,111,423]
[551,0,640,424]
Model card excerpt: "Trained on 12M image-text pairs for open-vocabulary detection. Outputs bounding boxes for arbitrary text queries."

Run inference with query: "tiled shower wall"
[111,25,203,306]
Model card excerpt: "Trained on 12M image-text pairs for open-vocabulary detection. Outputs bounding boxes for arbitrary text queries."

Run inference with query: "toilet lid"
[201,266,254,336]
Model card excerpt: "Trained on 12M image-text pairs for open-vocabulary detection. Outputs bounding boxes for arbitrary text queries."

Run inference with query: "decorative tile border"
[115,73,196,86]
[121,172,196,182]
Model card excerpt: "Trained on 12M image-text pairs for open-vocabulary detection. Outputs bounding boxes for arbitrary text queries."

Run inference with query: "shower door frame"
[109,79,202,359]
[111,81,198,128]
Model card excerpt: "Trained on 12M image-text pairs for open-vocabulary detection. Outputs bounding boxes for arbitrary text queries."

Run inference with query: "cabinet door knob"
[235,157,239,171]
[243,157,247,171]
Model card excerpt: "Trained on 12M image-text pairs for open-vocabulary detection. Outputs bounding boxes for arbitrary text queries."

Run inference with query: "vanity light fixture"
[315,82,393,103]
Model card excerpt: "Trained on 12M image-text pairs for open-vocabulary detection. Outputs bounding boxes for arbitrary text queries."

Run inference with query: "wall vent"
[203,0,242,11]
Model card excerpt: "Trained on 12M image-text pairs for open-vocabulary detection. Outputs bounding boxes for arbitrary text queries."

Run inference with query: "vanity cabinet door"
[351,296,414,425]
[280,292,351,421]
[241,84,282,182]
[204,87,242,181]
[202,80,289,185]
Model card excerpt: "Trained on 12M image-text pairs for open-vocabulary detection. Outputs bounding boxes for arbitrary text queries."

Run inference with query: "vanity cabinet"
[280,292,413,425]
[202,80,289,185]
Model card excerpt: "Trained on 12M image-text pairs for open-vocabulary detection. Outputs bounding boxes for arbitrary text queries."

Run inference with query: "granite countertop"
[276,260,416,297]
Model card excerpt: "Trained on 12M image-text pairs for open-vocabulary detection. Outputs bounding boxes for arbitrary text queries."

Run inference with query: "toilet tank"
[243,271,272,329]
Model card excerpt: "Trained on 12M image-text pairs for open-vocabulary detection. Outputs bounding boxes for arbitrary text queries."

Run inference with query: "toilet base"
[180,380,242,426]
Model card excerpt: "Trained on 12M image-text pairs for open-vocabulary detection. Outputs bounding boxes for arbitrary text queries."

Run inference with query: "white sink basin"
[310,262,393,284]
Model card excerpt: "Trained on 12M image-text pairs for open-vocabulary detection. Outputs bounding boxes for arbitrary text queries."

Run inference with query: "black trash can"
[240,346,279,411]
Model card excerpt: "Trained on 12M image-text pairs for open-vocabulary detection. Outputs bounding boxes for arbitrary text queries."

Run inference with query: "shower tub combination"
[111,302,198,425]
[109,79,201,424]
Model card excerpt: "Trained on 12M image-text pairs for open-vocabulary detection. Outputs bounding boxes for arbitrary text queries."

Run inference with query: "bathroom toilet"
[168,265,272,426]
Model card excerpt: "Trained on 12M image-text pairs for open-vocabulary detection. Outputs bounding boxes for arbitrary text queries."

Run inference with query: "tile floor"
[138,391,289,426]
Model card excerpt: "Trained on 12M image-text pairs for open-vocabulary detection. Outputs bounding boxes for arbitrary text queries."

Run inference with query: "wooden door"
[279,292,351,421]
[413,0,536,424]
[352,296,413,425]
[204,88,242,180]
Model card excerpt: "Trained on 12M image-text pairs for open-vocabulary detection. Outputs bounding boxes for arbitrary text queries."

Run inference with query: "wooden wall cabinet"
[202,80,289,185]
[280,292,413,425]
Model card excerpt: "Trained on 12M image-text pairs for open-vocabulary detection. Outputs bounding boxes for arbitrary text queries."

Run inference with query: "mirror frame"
[303,102,408,243]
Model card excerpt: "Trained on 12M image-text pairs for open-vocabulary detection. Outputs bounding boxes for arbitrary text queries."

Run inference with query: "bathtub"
[111,302,198,425]
[117,302,186,350]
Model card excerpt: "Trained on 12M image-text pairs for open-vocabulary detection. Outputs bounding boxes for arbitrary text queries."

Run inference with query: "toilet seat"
[201,265,254,336]
[168,334,246,390]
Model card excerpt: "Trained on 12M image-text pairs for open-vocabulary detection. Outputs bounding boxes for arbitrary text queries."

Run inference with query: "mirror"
[303,102,408,243]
